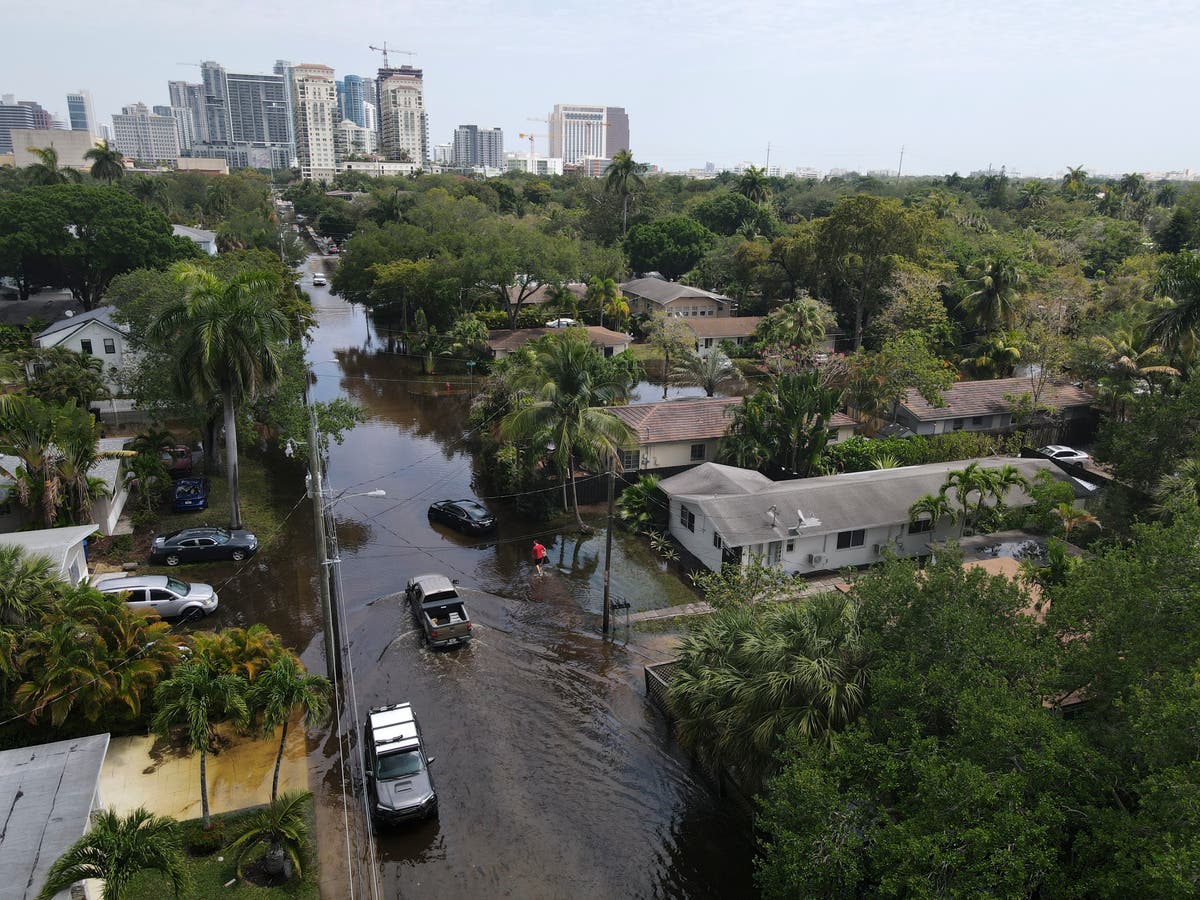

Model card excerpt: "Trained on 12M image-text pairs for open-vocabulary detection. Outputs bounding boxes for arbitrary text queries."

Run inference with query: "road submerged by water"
[209,258,755,899]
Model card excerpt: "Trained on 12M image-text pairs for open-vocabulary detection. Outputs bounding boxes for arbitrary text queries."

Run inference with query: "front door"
[767,541,782,566]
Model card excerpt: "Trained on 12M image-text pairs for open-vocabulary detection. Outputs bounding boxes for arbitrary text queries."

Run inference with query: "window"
[827,427,841,443]
[950,418,965,431]
[620,449,639,471]
[908,518,933,535]
[704,338,714,349]
[690,443,706,461]
[103,338,116,354]
[786,539,795,552]
[835,529,866,550]
[679,506,695,532]
[80,339,93,354]
[712,532,722,550]
[970,415,992,428]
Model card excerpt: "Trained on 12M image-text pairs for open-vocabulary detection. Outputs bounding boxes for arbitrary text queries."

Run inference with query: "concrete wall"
[12,129,97,169]
[639,438,723,471]
[90,470,128,537]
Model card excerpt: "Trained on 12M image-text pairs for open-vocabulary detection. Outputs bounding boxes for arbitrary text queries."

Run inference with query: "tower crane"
[368,43,416,69]
[518,133,546,171]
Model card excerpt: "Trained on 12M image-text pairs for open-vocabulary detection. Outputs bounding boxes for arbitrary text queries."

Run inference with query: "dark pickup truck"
[406,573,472,648]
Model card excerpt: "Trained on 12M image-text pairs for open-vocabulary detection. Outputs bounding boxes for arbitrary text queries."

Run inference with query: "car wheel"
[231,550,246,561]
[165,554,181,566]
[180,607,204,623]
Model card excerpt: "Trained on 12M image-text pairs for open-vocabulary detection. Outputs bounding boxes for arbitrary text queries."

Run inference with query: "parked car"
[406,574,472,648]
[149,526,259,566]
[1038,445,1090,464]
[172,477,210,512]
[364,702,438,826]
[93,573,218,621]
[312,273,327,287]
[545,317,578,328]
[160,445,193,479]
[427,499,496,535]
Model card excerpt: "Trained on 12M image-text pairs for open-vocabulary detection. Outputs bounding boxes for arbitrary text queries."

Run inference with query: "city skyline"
[3,0,1198,177]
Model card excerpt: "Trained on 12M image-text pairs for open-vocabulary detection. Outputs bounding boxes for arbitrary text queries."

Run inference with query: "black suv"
[149,526,259,566]
[364,702,438,826]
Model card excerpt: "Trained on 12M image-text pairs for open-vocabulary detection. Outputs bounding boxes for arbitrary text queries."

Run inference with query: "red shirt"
[532,542,546,560]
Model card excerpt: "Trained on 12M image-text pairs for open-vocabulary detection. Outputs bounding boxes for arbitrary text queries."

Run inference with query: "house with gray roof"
[620,277,733,318]
[0,523,97,584]
[0,437,131,536]
[896,377,1095,437]
[0,733,110,899]
[658,457,1075,574]
[172,223,218,256]
[487,326,630,359]
[34,305,134,391]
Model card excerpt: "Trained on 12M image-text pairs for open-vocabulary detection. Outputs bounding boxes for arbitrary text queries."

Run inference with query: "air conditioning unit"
[873,543,884,555]
[808,553,828,566]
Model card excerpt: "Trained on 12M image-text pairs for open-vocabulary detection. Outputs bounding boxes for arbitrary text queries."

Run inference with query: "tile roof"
[685,317,763,339]
[901,377,1095,421]
[486,326,629,353]
[503,282,587,306]
[619,277,732,305]
[602,398,855,445]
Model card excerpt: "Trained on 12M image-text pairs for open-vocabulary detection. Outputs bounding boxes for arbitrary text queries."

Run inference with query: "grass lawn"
[628,342,660,363]
[125,804,319,900]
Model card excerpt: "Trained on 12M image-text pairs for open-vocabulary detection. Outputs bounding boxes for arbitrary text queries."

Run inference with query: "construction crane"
[518,133,546,172]
[368,43,416,69]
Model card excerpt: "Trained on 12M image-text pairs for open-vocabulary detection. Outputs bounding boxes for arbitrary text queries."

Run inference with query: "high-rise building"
[18,100,53,131]
[336,75,369,128]
[334,119,376,160]
[66,90,96,134]
[168,80,206,146]
[176,62,293,169]
[290,64,337,181]
[199,61,231,145]
[547,104,630,166]
[433,143,452,165]
[111,102,180,161]
[376,66,428,165]
[451,124,504,169]
[0,96,36,154]
[504,152,564,176]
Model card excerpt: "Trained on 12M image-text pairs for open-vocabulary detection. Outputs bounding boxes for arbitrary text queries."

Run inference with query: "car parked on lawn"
[365,701,438,826]
[172,477,210,512]
[149,526,259,566]
[544,317,578,328]
[93,573,218,621]
[1038,445,1090,464]
[427,499,496,535]
[160,445,193,479]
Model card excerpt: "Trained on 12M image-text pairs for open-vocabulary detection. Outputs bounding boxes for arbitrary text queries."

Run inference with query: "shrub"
[822,431,1027,473]
[179,816,227,855]
[108,533,134,555]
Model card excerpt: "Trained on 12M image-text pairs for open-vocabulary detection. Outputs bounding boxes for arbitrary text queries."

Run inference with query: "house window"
[835,529,866,550]
[970,415,992,428]
[679,506,696,532]
[80,339,93,354]
[620,449,639,471]
[690,443,706,461]
[712,532,722,550]
[704,338,714,349]
[103,338,116,354]
[786,539,795,552]
[827,428,841,443]
[908,518,934,535]
[950,418,965,431]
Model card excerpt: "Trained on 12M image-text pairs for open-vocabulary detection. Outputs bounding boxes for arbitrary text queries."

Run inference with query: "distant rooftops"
[619,277,733,305]
[685,316,763,338]
[486,326,629,355]
[603,397,855,446]
[901,377,1094,421]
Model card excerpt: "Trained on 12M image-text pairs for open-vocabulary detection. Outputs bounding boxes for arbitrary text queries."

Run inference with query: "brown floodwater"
[205,258,756,899]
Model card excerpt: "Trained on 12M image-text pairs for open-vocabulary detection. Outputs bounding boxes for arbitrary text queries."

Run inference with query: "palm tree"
[755,294,834,366]
[1052,503,1100,540]
[1089,327,1179,389]
[24,146,78,186]
[603,149,645,236]
[1061,165,1089,197]
[37,807,186,900]
[1154,458,1200,512]
[616,474,665,534]
[585,277,627,329]
[960,332,1022,378]
[670,349,742,397]
[189,624,291,680]
[719,372,841,476]
[909,493,957,533]
[148,263,288,529]
[667,592,868,784]
[1148,252,1200,355]
[735,166,771,205]
[1018,181,1050,209]
[960,258,1021,333]
[152,662,250,829]
[0,544,59,626]
[939,462,1027,538]
[84,140,125,184]
[226,790,312,882]
[250,655,331,802]
[499,331,636,531]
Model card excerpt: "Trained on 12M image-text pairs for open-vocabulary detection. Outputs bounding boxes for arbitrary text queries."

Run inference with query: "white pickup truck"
[405,574,472,648]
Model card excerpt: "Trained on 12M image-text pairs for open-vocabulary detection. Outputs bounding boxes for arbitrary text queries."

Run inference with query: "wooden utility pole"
[602,463,616,635]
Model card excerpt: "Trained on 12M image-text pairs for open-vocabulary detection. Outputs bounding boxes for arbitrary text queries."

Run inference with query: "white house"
[0,439,131,537]
[487,326,630,359]
[685,317,763,358]
[896,377,1095,436]
[0,523,98,585]
[658,457,1070,574]
[34,306,133,391]
[172,223,218,256]
[620,277,733,318]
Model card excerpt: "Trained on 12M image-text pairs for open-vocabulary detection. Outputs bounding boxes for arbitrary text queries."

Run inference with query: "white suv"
[93,574,218,621]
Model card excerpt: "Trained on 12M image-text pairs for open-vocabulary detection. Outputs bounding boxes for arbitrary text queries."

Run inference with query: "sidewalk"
[627,574,848,624]
[99,717,308,819]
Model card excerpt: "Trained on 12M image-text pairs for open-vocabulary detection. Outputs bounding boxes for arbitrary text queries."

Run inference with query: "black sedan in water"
[150,526,259,566]
[427,499,496,535]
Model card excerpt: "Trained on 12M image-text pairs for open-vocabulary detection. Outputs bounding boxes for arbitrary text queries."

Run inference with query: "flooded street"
[213,257,755,899]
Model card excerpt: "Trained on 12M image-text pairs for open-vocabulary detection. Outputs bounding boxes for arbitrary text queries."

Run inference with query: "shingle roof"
[661,457,1064,545]
[486,326,629,353]
[0,733,109,899]
[503,283,586,306]
[901,378,1094,421]
[619,277,732,305]
[172,223,217,242]
[659,461,774,497]
[686,317,763,339]
[604,397,854,445]
[35,305,121,340]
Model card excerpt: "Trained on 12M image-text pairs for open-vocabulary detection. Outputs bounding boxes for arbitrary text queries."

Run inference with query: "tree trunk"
[202,414,220,474]
[662,349,669,400]
[272,719,288,803]
[622,194,629,236]
[223,391,242,530]
[200,747,211,829]
[569,466,591,533]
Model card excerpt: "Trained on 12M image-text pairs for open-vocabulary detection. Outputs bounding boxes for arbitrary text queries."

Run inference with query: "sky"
[4,0,1197,177]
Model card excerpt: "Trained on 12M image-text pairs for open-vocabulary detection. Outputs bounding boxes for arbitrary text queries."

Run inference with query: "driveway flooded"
[212,259,755,899]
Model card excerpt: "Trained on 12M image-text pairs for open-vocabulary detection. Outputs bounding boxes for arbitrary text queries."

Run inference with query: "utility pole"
[306,395,338,680]
[897,144,905,182]
[602,462,616,635]
[765,141,771,173]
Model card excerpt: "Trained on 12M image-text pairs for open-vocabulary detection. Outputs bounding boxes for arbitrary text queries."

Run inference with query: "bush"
[822,431,1027,473]
[179,815,227,855]
[108,533,134,555]
[475,308,546,330]
[130,508,159,531]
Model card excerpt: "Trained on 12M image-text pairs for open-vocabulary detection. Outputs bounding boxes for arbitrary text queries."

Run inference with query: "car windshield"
[166,577,190,594]
[376,749,423,779]
[213,532,231,544]
[464,506,490,521]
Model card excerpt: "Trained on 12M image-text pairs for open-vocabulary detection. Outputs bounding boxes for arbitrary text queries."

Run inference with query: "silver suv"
[93,574,218,621]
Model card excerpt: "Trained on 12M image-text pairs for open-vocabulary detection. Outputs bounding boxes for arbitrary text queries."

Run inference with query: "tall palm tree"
[1089,327,1179,389]
[226,790,312,882]
[24,146,78,186]
[755,294,833,362]
[667,592,868,784]
[1018,181,1050,209]
[0,544,59,626]
[939,462,1027,538]
[148,263,288,529]
[735,165,771,205]
[960,258,1021,333]
[585,276,627,329]
[960,332,1022,379]
[37,807,186,900]
[250,655,331,802]
[1148,252,1200,355]
[189,624,291,680]
[670,349,742,397]
[499,331,636,531]
[84,140,125,184]
[1061,165,1089,197]
[604,149,645,236]
[152,662,250,829]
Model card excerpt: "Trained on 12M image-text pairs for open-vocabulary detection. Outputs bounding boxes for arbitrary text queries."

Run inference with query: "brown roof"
[901,378,1094,421]
[487,326,629,354]
[503,283,586,306]
[603,397,854,445]
[685,317,764,339]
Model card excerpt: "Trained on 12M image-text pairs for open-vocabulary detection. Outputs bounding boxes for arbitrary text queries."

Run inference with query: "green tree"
[908,492,957,533]
[84,140,125,184]
[604,149,646,235]
[720,371,842,475]
[585,276,627,329]
[960,256,1022,333]
[1148,250,1200,354]
[250,655,331,803]
[1061,164,1089,197]
[0,544,59,626]
[226,790,312,882]
[152,662,250,829]
[147,263,287,529]
[615,473,666,534]
[753,293,835,369]
[1153,457,1200,512]
[469,218,581,330]
[735,165,771,205]
[20,345,109,408]
[670,348,741,397]
[37,808,186,900]
[24,146,78,186]
[624,216,715,281]
[939,461,1028,537]
[644,312,695,398]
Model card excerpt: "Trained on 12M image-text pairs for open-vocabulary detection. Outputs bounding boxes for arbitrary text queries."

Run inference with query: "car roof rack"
[369,703,419,752]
